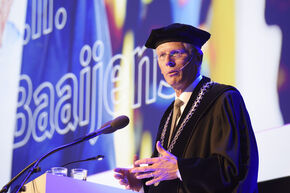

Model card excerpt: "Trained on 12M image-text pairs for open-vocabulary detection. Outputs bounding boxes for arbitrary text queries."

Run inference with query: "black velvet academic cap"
[145,23,211,49]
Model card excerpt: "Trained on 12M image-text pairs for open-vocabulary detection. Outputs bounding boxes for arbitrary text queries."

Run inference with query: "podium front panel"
[25,173,131,193]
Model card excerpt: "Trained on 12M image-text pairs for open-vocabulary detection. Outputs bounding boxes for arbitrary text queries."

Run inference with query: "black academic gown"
[145,77,259,193]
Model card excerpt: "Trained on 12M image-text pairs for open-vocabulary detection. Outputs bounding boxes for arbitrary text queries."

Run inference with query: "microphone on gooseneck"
[1,115,129,193]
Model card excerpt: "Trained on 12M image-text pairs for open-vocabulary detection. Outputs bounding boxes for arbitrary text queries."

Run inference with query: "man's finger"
[145,176,162,186]
[134,157,159,165]
[130,165,155,173]
[156,141,170,156]
[120,180,128,186]
[133,154,139,167]
[114,168,127,173]
[135,172,152,180]
[114,173,123,179]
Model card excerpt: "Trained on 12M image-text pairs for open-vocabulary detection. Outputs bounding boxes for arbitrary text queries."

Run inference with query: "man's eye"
[159,53,166,58]
[172,51,178,55]
[170,50,182,57]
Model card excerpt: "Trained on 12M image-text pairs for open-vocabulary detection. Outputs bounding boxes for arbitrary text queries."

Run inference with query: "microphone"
[102,115,130,134]
[61,155,104,167]
[1,115,129,193]
[82,115,129,140]
[178,55,193,71]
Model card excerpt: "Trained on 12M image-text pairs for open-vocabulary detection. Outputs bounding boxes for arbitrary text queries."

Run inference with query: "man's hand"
[114,155,143,191]
[131,141,178,186]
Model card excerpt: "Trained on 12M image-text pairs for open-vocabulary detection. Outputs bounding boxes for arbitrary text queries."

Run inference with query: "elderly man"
[114,23,259,193]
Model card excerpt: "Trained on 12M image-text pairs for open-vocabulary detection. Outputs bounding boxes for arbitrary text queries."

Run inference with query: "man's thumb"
[156,141,168,156]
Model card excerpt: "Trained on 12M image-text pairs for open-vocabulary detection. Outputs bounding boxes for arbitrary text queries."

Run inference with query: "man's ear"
[199,53,203,65]
[193,47,203,65]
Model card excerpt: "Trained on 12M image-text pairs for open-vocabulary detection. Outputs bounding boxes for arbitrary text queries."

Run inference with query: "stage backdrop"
[0,0,290,187]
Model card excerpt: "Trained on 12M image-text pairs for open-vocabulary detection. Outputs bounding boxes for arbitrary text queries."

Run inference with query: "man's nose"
[166,58,175,67]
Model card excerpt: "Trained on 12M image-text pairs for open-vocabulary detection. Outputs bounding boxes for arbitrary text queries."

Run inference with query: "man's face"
[156,42,199,91]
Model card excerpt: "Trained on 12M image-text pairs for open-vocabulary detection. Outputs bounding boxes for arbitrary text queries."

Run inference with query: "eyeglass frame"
[156,49,192,62]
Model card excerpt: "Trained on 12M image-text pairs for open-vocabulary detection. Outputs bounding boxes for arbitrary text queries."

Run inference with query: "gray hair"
[182,43,203,65]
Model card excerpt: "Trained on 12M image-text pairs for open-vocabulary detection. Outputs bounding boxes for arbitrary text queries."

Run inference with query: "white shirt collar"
[175,75,202,111]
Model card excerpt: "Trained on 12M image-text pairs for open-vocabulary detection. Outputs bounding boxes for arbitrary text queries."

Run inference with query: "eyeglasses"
[157,49,188,61]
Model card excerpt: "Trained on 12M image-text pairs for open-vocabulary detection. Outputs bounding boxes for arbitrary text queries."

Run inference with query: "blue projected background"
[0,0,290,189]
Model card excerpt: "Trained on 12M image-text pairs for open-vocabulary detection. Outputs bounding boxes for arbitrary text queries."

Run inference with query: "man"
[114,23,259,193]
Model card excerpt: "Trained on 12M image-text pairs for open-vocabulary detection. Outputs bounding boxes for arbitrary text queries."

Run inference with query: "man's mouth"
[167,70,179,76]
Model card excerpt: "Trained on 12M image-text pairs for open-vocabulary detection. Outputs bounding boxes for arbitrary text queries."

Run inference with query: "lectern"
[24,173,130,193]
